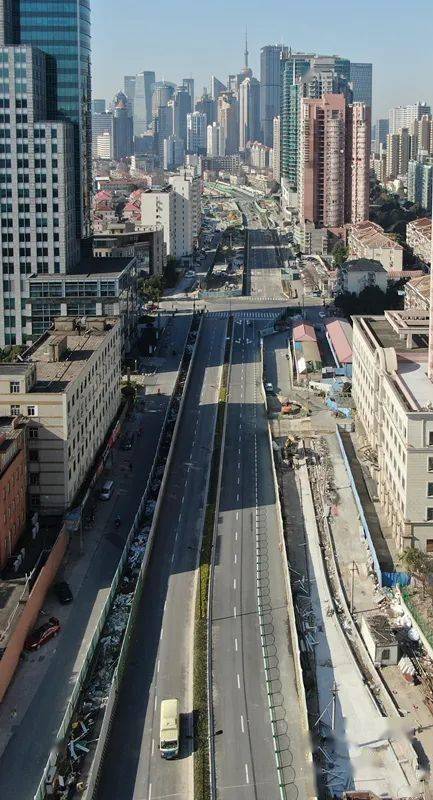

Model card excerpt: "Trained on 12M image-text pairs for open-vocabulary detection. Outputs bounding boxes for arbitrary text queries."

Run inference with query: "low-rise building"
[404,274,430,312]
[0,317,121,514]
[25,257,139,352]
[406,218,431,265]
[352,309,433,552]
[361,614,399,666]
[92,225,165,275]
[325,318,353,377]
[294,221,330,256]
[292,322,322,377]
[348,220,403,272]
[0,417,27,569]
[339,258,388,295]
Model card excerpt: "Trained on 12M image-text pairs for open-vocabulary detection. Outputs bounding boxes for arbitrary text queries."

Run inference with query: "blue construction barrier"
[382,571,411,589]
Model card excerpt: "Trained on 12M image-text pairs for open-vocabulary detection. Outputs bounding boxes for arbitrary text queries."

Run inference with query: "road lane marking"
[237,673,241,689]
[151,739,155,756]
[236,511,239,520]
[235,637,238,651]
[233,578,237,590]
[237,476,240,484]
[245,764,249,784]
[149,783,152,800]
[240,714,245,733]
[234,553,237,564]
[154,695,158,712]
[157,659,160,673]
[234,606,237,618]
[236,493,239,501]
[235,531,238,540]
[160,627,164,640]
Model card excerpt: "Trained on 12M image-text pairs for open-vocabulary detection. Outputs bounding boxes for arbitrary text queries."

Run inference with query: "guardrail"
[34,315,202,800]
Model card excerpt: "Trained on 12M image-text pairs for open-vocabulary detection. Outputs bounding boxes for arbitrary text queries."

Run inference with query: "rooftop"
[292,322,317,342]
[363,613,396,646]
[0,318,118,394]
[407,216,431,236]
[407,274,431,300]
[343,258,386,274]
[325,318,353,364]
[350,220,403,252]
[29,255,132,282]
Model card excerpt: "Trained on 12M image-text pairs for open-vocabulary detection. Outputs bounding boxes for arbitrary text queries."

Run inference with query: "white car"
[319,311,327,318]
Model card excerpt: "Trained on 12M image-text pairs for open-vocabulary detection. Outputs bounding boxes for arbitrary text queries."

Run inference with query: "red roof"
[292,322,316,342]
[325,319,353,364]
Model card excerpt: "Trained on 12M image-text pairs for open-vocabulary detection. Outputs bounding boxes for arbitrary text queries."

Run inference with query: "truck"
[159,698,180,759]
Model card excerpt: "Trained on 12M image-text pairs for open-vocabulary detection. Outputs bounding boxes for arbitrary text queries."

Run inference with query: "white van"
[99,480,114,501]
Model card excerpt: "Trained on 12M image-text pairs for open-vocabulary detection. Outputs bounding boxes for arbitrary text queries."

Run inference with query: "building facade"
[406,218,432,265]
[0,317,121,513]
[352,311,433,552]
[0,417,27,569]
[260,44,282,146]
[345,102,371,223]
[217,92,239,155]
[207,122,224,157]
[4,0,92,237]
[389,102,431,135]
[134,71,155,136]
[349,63,372,107]
[239,77,260,152]
[186,111,207,154]
[0,46,79,347]
[272,115,281,181]
[349,220,404,271]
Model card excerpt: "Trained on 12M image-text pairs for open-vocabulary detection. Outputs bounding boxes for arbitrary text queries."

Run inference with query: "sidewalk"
[0,313,191,800]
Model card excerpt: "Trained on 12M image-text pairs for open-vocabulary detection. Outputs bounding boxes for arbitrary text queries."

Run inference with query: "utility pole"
[331,681,338,730]
[350,560,359,614]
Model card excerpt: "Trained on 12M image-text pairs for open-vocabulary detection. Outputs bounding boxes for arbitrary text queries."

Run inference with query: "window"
[9,381,19,393]
[429,457,433,473]
[10,404,20,416]
[429,432,433,446]
[29,427,38,439]
[30,495,40,508]
[427,538,433,552]
[381,648,390,661]
[27,405,37,417]
[29,449,39,462]
[29,473,39,486]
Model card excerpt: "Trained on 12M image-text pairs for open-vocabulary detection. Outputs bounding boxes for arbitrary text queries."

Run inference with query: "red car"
[25,616,60,651]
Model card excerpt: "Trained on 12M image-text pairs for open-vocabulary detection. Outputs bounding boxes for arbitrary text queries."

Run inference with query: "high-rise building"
[345,103,371,223]
[195,89,216,125]
[280,51,317,188]
[349,63,372,107]
[93,99,106,113]
[113,91,133,159]
[96,131,112,159]
[260,45,283,146]
[187,112,207,154]
[124,75,136,115]
[207,122,225,156]
[152,81,175,115]
[298,94,370,228]
[172,87,192,147]
[389,102,431,135]
[239,77,260,151]
[410,114,433,159]
[399,127,411,175]
[163,136,184,170]
[92,112,114,157]
[169,169,201,242]
[273,116,281,181]
[218,92,239,155]
[407,157,433,210]
[211,76,226,100]
[134,71,156,136]
[0,45,79,345]
[182,78,194,110]
[386,133,400,179]
[4,0,92,238]
[373,118,389,154]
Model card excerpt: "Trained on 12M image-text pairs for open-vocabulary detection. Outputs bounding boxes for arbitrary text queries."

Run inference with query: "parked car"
[319,311,327,319]
[265,382,274,394]
[25,617,60,651]
[54,581,73,605]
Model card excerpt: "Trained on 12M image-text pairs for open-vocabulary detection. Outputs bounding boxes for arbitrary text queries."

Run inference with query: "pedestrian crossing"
[209,310,284,319]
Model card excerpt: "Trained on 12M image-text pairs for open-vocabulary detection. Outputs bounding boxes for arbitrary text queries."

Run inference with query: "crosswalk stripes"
[209,310,284,319]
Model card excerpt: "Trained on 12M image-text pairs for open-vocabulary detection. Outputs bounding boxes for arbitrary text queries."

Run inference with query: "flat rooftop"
[29,255,132,282]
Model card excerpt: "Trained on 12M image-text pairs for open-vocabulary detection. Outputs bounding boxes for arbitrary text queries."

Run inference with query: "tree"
[399,548,433,599]
[332,243,349,268]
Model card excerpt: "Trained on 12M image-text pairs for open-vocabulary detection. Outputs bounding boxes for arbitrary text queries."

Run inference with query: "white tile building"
[0,317,121,513]
[352,310,433,552]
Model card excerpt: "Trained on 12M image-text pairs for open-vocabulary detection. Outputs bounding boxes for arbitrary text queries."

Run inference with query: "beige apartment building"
[352,309,433,552]
[348,220,403,271]
[404,274,430,312]
[406,218,431,265]
[0,317,121,514]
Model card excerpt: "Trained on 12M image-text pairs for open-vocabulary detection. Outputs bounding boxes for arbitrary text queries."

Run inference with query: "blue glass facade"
[13,0,92,237]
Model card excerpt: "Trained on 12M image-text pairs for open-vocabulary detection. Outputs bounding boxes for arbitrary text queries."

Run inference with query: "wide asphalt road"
[248,228,285,301]
[211,315,314,799]
[96,314,227,800]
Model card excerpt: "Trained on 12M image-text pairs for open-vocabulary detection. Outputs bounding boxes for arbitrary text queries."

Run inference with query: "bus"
[159,698,180,759]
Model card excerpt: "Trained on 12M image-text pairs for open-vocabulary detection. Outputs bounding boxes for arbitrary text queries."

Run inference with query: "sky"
[92,0,433,120]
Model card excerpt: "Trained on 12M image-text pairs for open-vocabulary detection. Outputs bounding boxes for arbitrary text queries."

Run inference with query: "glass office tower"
[12,0,92,237]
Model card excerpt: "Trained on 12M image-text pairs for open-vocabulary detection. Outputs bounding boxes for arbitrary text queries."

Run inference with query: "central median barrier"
[194,316,233,800]
[33,314,203,800]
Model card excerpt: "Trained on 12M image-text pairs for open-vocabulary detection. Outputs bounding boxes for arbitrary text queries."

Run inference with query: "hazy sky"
[92,0,433,119]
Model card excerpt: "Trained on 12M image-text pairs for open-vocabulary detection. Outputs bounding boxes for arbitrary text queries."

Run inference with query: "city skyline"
[91,0,433,118]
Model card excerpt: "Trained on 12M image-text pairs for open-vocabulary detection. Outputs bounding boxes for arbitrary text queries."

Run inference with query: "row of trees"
[137,257,180,303]
[333,280,406,318]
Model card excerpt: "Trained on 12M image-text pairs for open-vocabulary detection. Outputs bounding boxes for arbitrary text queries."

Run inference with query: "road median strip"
[193,317,233,800]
